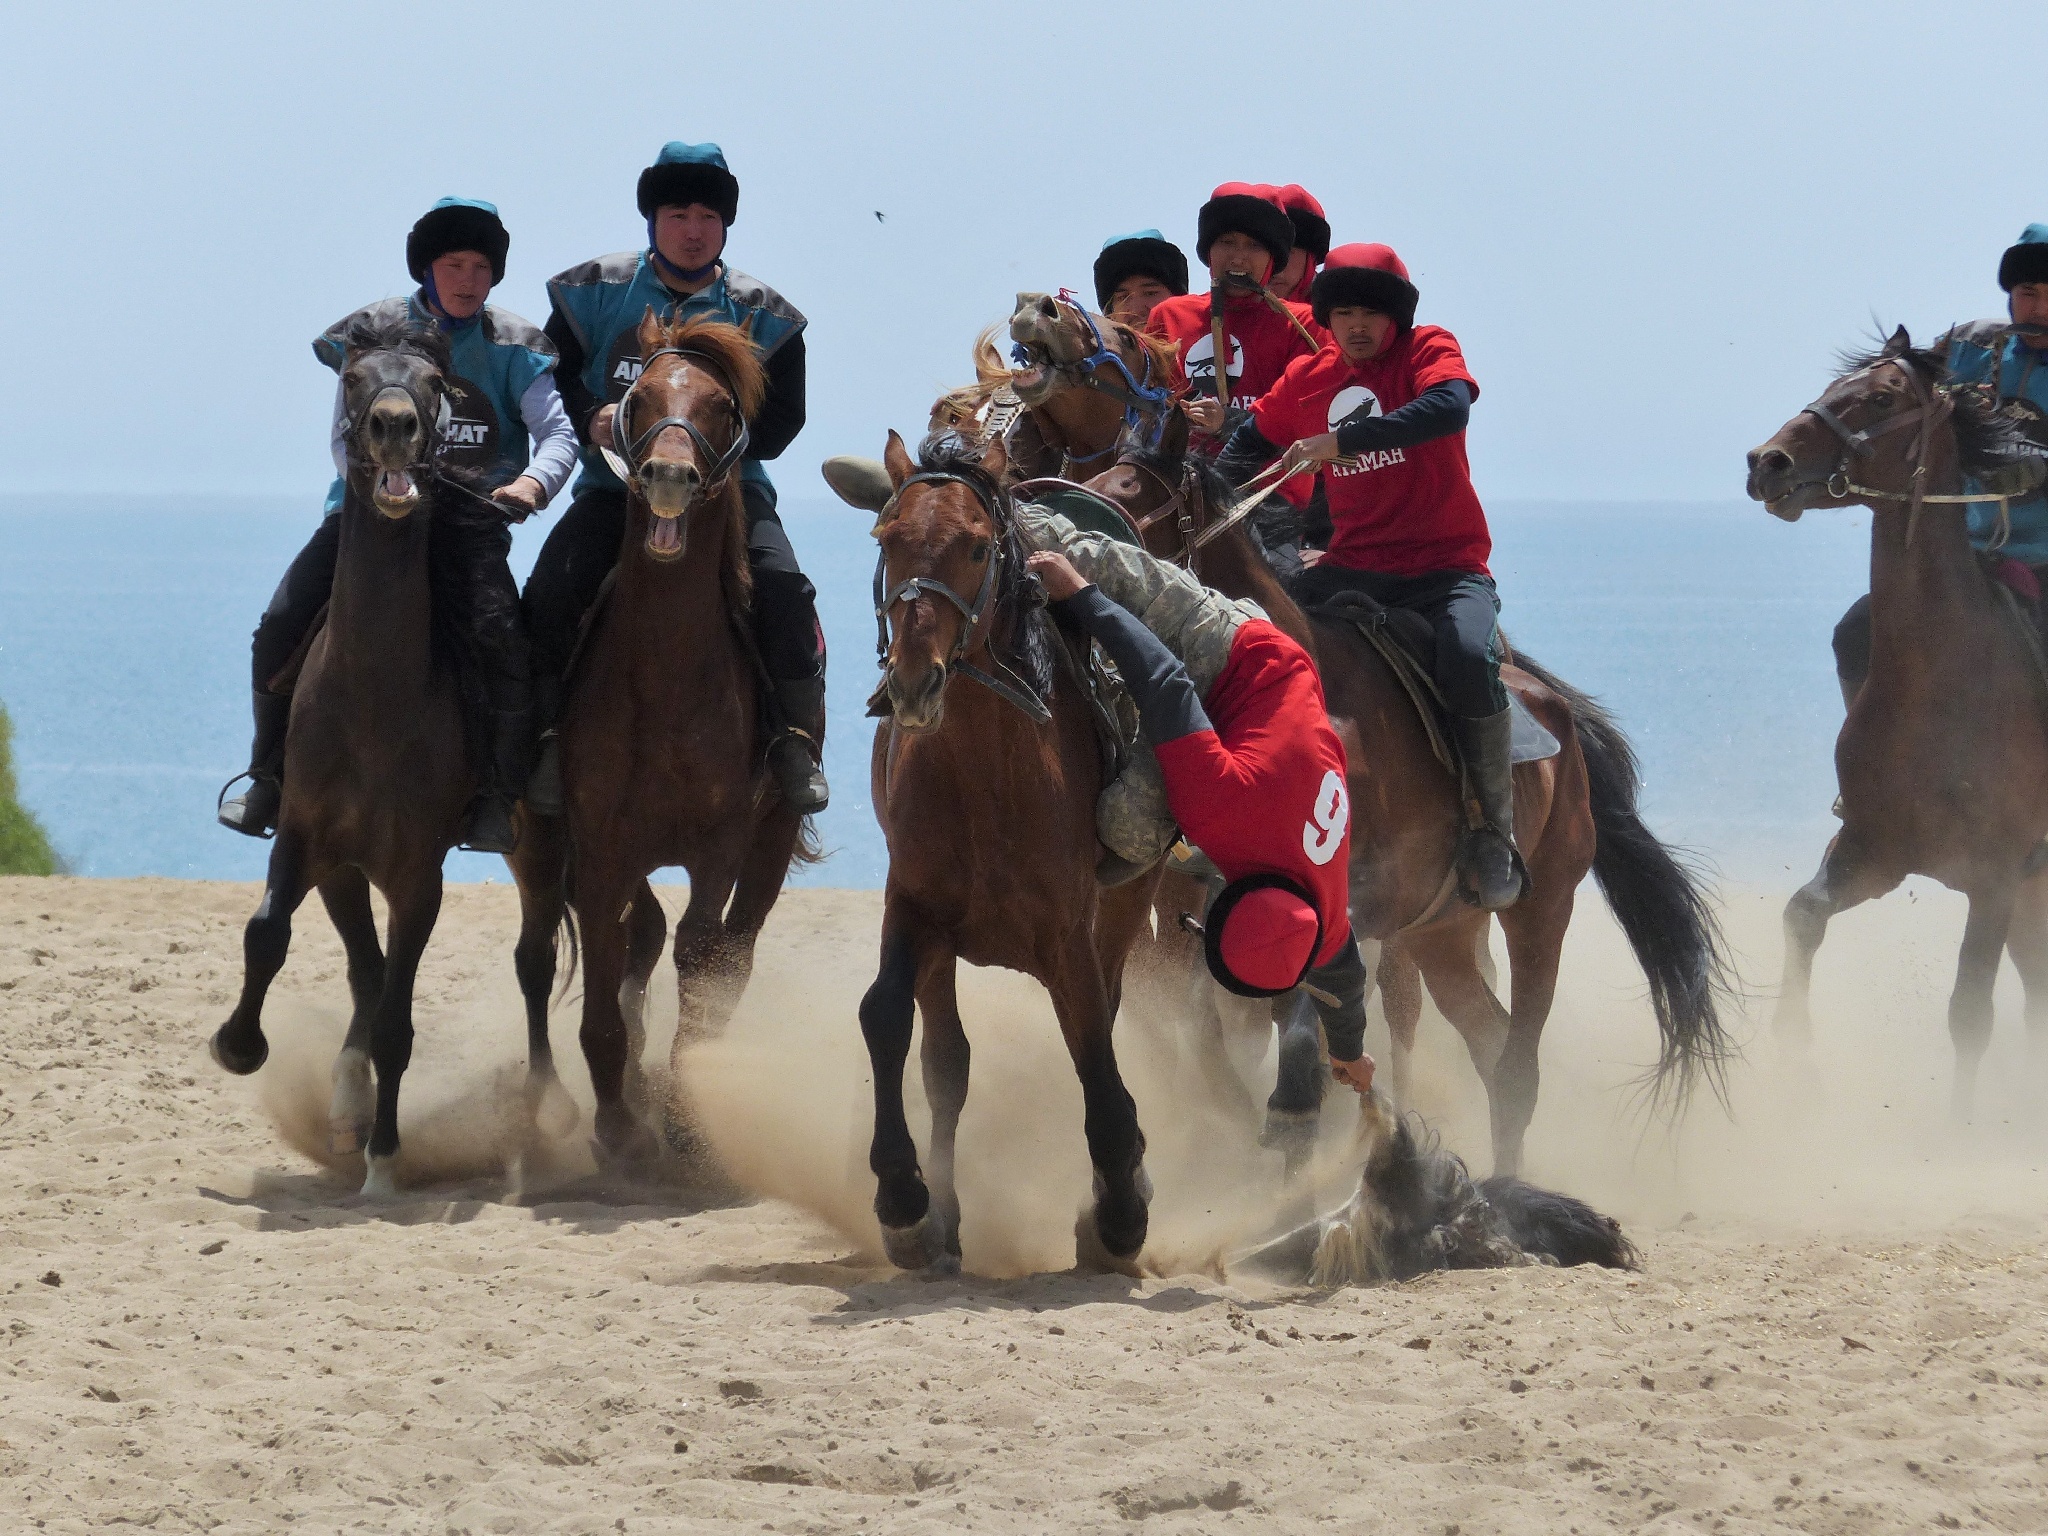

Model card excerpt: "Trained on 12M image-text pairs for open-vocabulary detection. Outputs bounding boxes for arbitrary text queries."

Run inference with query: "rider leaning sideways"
[1221,243,1526,911]
[526,141,829,814]
[219,197,577,853]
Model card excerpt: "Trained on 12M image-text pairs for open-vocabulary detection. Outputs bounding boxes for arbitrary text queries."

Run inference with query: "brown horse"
[933,294,1178,481]
[1084,409,1733,1174]
[508,312,814,1164]
[857,426,1163,1271]
[208,313,482,1195]
[1746,327,2047,1119]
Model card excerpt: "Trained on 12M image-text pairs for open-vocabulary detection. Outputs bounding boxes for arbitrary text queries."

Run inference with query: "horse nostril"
[1753,447,1791,474]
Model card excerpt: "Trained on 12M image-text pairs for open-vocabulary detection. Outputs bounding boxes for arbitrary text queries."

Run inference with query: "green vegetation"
[0,702,58,875]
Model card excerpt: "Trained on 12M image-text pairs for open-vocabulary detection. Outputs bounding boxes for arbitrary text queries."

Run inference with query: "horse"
[1082,408,1734,1175]
[208,313,487,1195]
[1746,326,2048,1119]
[932,293,1178,481]
[507,311,816,1164]
[857,426,1165,1272]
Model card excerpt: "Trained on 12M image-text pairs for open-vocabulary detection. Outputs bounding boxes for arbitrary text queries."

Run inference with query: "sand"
[2,870,2045,1534]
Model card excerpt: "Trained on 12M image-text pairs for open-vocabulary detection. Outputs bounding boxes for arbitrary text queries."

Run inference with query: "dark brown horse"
[1085,410,1733,1174]
[1747,328,2047,1119]
[508,312,814,1164]
[858,427,1163,1272]
[208,314,482,1195]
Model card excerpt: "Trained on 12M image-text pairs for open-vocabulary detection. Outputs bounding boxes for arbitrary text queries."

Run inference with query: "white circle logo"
[1328,384,1380,429]
[1183,332,1245,382]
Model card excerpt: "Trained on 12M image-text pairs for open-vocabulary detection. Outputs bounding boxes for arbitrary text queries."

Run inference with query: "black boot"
[1452,708,1528,911]
[463,698,535,855]
[524,673,564,817]
[217,690,291,838]
[766,675,829,815]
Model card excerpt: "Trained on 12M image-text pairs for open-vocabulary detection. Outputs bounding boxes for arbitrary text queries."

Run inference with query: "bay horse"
[1082,408,1733,1174]
[1746,327,2046,1119]
[508,312,815,1164]
[208,313,484,1195]
[858,426,1163,1272]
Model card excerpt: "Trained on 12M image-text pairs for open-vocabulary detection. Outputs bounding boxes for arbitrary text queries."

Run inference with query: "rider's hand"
[588,403,617,448]
[1299,548,1325,570]
[1026,550,1091,601]
[1329,1053,1376,1095]
[1183,396,1226,435]
[1281,433,1341,477]
[491,475,545,519]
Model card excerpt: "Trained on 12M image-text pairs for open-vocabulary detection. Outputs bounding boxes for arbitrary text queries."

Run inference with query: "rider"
[218,197,576,853]
[1833,222,2048,698]
[1217,242,1525,912]
[1274,185,1331,305]
[1093,229,1189,325]
[1023,536,1374,1094]
[526,140,828,815]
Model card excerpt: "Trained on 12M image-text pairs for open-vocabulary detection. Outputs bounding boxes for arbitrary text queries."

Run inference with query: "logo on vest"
[1182,332,1245,384]
[433,376,500,468]
[1302,768,1349,866]
[1326,383,1402,478]
[606,332,647,399]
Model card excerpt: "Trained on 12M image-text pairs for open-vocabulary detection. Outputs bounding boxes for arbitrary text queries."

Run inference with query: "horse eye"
[970,541,990,562]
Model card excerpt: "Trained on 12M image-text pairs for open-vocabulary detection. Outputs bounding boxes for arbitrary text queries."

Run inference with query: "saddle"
[1303,589,1560,773]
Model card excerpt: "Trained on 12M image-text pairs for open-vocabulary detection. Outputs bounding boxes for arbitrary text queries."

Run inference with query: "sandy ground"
[2,870,2046,1534]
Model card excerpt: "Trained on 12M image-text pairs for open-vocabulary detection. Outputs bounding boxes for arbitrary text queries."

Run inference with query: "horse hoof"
[591,1117,660,1171]
[359,1156,399,1199]
[529,1077,580,1140]
[880,1216,937,1271]
[208,1027,268,1077]
[1073,1208,1145,1276]
[1259,1109,1320,1178]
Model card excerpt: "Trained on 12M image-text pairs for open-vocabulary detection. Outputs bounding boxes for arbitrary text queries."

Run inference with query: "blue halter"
[1009,292,1172,460]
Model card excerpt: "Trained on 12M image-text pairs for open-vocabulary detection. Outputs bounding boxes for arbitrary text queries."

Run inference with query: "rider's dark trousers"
[523,482,825,717]
[1289,564,1508,717]
[251,508,531,712]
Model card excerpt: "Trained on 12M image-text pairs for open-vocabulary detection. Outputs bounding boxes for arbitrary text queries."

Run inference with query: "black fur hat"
[1092,229,1190,310]
[637,141,739,225]
[406,198,508,284]
[1311,243,1419,332]
[1998,223,2048,292]
[1195,183,1294,272]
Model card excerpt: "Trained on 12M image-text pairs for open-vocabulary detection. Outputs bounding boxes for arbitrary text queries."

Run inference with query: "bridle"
[339,371,452,475]
[1012,292,1172,469]
[872,469,1053,724]
[1798,355,2012,546]
[610,345,751,491]
[1111,447,1315,580]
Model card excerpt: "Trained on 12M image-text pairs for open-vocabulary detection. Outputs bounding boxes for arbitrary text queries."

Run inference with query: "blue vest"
[1945,319,2048,561]
[545,252,806,500]
[314,294,556,511]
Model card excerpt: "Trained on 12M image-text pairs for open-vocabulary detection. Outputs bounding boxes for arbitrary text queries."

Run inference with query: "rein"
[1119,452,1313,579]
[609,345,751,490]
[872,470,1053,725]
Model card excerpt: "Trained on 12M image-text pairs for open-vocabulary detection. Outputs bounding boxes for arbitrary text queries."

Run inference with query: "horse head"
[337,314,452,520]
[613,309,764,562]
[872,427,1014,732]
[1747,326,1961,522]
[1005,292,1174,459]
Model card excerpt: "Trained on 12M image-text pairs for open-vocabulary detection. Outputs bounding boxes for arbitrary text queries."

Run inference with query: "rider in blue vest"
[217,198,578,851]
[525,141,828,814]
[1833,223,2048,698]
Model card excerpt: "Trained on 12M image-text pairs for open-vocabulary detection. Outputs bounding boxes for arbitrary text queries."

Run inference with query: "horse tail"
[553,862,580,1001]
[1512,652,1736,1107]
[789,814,825,868]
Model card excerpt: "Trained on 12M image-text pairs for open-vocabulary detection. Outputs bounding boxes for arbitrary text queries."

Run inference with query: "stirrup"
[216,772,278,840]
[1455,825,1529,910]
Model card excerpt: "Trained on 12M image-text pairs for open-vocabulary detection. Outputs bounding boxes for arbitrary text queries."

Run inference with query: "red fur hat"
[1205,875,1322,997]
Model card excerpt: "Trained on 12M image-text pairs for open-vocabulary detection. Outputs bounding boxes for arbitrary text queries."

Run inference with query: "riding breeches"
[251,510,530,707]
[522,482,825,714]
[1290,564,1508,718]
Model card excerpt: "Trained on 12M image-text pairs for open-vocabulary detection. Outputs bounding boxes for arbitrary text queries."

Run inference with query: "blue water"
[0,493,1868,888]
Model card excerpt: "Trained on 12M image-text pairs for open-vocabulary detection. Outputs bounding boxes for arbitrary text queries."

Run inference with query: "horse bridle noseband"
[611,346,752,490]
[872,470,1052,724]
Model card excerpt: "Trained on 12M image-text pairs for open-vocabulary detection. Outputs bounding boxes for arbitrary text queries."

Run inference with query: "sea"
[0,492,1870,891]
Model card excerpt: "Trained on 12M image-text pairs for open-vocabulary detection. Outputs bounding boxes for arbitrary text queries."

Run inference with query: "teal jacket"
[543,252,807,501]
[315,293,562,512]
[1945,318,2048,561]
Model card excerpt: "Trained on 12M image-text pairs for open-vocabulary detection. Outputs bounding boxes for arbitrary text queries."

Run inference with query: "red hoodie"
[1149,291,1326,414]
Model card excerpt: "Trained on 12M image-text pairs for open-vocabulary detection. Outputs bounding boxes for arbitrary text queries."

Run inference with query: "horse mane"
[1835,334,2019,478]
[338,309,451,371]
[914,429,1057,705]
[644,313,769,420]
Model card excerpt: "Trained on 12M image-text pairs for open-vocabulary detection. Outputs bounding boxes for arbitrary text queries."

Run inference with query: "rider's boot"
[1453,707,1529,911]
[462,655,536,854]
[217,689,291,838]
[765,674,830,815]
[524,673,564,818]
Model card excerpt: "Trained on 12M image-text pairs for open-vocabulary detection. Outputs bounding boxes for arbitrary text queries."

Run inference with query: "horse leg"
[576,871,656,1167]
[1490,888,1575,1178]
[1379,942,1424,1114]
[618,881,665,1111]
[663,860,748,1155]
[508,817,577,1141]
[317,867,387,1156]
[359,868,444,1197]
[1412,923,1518,1174]
[859,912,936,1267]
[2003,873,2048,1082]
[1948,884,2017,1125]
[1049,937,1150,1267]
[1776,833,1894,1050]
[1261,990,1326,1178]
[913,951,969,1274]
[210,827,315,1076]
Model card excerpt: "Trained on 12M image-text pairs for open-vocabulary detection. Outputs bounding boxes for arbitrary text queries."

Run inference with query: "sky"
[1,0,2036,501]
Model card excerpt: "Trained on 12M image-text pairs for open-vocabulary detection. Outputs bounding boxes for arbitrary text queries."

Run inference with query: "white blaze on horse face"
[1303,768,1349,866]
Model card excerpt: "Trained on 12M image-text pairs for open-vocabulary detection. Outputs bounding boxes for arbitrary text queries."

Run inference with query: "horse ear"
[979,425,1008,484]
[882,429,915,489]
[636,306,665,354]
[1881,324,1913,359]
[736,312,756,340]
[1157,403,1190,464]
